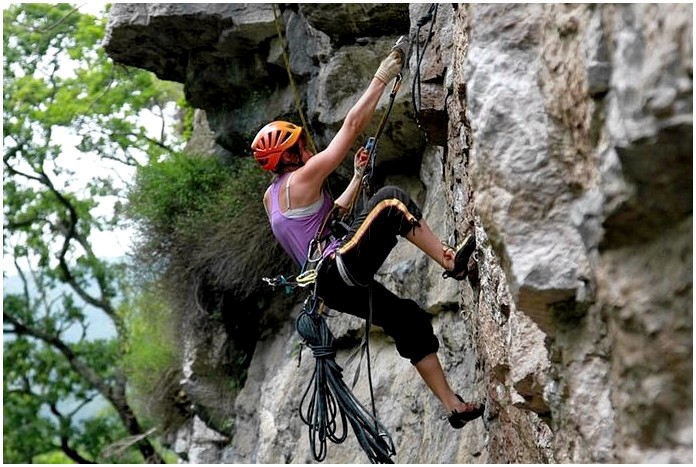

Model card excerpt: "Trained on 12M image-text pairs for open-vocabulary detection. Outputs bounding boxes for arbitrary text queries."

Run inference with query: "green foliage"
[121,287,187,432]
[3,375,56,462]
[3,3,184,463]
[32,450,74,464]
[128,151,237,240]
[2,334,132,463]
[178,96,196,141]
[127,151,278,289]
[122,290,178,391]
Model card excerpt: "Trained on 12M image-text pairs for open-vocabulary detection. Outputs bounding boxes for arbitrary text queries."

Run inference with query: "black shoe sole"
[448,395,484,429]
[442,234,476,280]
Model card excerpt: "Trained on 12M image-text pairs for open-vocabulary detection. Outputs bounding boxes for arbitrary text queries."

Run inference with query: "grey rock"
[104,3,692,464]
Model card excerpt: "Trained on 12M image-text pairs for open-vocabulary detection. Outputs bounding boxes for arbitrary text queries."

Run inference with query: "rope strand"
[272,4,317,153]
[412,4,439,121]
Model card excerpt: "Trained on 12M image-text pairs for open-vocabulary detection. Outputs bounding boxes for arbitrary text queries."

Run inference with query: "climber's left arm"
[335,147,369,214]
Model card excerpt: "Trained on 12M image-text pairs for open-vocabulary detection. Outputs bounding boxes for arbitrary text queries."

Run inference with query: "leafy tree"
[3,4,184,463]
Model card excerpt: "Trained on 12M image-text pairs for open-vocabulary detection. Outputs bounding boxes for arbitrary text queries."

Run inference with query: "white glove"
[374,50,403,85]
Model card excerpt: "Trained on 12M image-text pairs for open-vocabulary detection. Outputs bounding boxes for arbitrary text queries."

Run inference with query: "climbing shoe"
[442,233,476,280]
[448,395,485,429]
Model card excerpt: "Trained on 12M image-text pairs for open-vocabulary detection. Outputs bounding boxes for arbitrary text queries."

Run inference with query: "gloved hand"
[373,49,403,85]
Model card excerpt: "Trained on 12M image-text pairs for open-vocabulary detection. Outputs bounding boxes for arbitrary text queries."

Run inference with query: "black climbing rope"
[296,295,395,464]
[412,4,439,122]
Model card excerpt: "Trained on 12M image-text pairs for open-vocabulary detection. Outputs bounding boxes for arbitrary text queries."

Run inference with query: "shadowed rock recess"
[105,4,692,463]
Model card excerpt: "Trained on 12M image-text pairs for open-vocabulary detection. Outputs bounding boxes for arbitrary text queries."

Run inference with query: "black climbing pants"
[316,186,440,365]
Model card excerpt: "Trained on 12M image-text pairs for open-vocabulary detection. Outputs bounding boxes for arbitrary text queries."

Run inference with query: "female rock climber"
[251,46,484,429]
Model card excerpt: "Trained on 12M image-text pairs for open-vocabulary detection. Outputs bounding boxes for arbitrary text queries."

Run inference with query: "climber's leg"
[404,219,451,269]
[414,353,484,427]
[405,221,476,280]
[317,272,439,364]
[336,185,470,281]
[414,353,468,411]
[335,185,422,284]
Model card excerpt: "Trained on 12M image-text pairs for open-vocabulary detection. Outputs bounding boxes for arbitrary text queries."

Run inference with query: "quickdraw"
[262,270,317,293]
[262,241,323,296]
[340,36,409,224]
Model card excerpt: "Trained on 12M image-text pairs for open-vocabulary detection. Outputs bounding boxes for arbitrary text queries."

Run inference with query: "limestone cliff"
[105,3,692,463]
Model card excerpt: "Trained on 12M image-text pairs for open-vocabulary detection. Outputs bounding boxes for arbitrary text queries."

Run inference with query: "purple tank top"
[269,173,339,266]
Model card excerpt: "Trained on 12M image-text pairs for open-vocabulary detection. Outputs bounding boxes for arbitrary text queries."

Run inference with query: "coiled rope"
[296,297,395,464]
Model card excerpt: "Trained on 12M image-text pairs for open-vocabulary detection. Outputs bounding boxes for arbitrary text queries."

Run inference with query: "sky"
[3,2,176,270]
[3,1,168,338]
[49,127,137,260]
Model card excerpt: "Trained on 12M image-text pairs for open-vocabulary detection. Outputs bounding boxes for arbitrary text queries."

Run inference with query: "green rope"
[272,4,317,154]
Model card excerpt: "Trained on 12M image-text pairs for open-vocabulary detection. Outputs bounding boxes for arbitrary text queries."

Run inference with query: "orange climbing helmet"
[251,121,304,171]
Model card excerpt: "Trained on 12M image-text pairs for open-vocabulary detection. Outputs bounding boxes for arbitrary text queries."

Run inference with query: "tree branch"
[4,311,116,400]
[49,403,96,464]
[97,152,141,168]
[36,166,121,324]
[6,216,49,230]
[3,312,165,463]
[7,146,122,326]
[137,132,173,152]
[60,436,95,464]
[3,158,45,184]
[33,4,82,33]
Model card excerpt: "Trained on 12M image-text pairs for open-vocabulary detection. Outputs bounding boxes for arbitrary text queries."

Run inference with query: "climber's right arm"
[297,51,402,185]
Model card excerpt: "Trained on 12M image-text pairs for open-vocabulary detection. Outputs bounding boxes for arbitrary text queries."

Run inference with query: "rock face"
[105,3,692,464]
